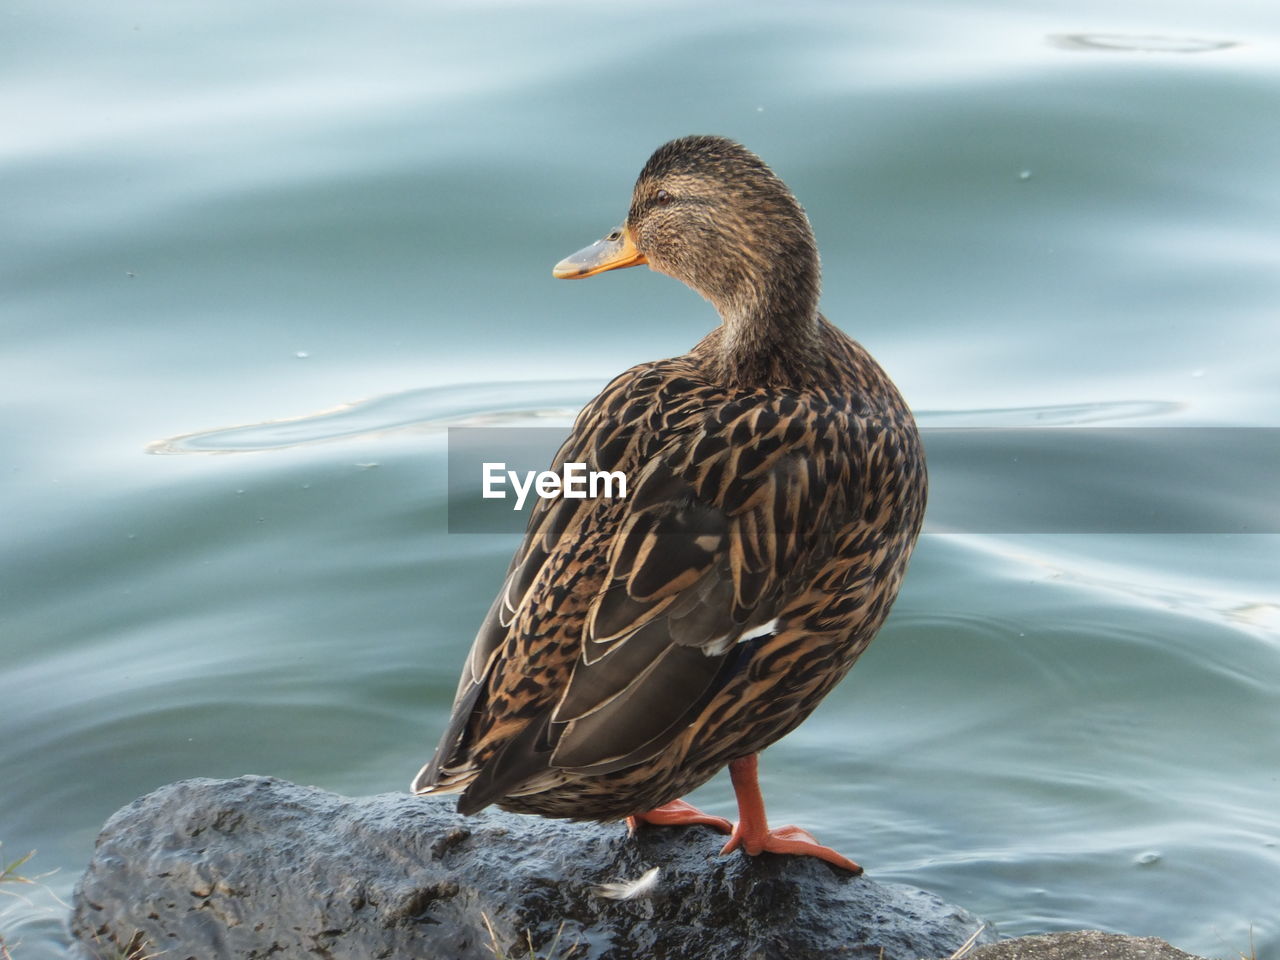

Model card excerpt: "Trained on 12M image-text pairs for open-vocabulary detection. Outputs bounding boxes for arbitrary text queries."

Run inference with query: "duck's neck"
[712,253,824,386]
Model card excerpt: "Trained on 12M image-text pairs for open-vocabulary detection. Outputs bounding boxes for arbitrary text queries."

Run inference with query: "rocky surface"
[71,775,995,960]
[966,931,1210,960]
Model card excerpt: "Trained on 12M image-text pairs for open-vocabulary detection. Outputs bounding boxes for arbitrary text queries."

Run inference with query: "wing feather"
[414,364,863,810]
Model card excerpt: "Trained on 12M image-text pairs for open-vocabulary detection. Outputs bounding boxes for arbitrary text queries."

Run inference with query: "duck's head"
[554,136,822,371]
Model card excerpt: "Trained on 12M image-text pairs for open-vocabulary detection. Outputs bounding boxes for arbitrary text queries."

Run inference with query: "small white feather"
[592,865,661,901]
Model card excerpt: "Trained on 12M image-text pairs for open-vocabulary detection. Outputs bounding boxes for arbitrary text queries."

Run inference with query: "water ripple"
[916,399,1180,427]
[953,534,1280,646]
[151,380,1181,456]
[146,379,600,455]
[1048,34,1240,55]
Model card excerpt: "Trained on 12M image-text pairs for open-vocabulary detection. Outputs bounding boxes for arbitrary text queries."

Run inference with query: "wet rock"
[965,931,1211,960]
[967,931,1208,960]
[71,775,995,960]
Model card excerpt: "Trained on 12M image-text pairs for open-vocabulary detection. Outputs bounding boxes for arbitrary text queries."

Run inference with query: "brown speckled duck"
[412,135,926,873]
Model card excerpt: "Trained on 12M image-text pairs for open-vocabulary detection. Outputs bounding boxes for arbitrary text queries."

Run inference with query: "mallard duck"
[413,135,926,873]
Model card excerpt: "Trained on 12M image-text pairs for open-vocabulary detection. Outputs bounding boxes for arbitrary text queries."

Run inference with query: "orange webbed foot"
[625,799,733,836]
[719,754,864,874]
[720,821,863,874]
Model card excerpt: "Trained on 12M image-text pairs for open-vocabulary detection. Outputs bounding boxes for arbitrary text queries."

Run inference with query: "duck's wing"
[409,427,585,797]
[414,384,861,809]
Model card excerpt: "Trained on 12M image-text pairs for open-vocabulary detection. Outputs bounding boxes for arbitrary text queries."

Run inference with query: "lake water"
[2,2,1278,957]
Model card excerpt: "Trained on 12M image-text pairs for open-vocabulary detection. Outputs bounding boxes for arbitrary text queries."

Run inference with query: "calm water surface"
[2,1,1278,956]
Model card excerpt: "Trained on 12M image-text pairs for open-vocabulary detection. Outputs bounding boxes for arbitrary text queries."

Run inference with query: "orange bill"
[553,225,647,279]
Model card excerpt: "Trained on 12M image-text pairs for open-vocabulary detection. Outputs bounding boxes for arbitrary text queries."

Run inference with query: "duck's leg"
[625,799,732,835]
[719,754,863,874]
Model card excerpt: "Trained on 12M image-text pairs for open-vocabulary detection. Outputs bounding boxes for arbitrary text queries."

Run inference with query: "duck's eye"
[655,189,672,206]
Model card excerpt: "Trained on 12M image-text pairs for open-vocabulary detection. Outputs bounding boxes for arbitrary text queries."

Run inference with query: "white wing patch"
[739,617,779,642]
[704,617,779,656]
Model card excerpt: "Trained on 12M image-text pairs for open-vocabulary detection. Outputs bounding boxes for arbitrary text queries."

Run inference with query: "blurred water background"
[2,1,1278,956]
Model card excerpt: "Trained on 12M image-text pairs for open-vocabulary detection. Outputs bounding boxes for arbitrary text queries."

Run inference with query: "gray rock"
[963,931,1210,960]
[71,775,995,960]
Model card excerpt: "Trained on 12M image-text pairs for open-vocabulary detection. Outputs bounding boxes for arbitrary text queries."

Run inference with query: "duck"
[412,135,927,873]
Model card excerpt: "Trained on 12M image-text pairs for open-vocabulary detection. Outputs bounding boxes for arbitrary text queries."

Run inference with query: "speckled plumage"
[413,136,926,824]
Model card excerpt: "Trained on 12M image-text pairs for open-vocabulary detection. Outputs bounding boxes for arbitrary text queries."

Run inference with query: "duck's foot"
[719,754,863,875]
[719,821,863,873]
[625,799,733,836]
